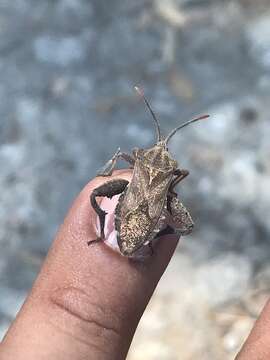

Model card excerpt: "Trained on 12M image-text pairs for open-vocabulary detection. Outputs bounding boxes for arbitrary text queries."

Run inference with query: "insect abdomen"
[116,200,154,255]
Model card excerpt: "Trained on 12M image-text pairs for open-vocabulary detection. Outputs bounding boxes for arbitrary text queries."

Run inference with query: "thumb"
[0,170,180,360]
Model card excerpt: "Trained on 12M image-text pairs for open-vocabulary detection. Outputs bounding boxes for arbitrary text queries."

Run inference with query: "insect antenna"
[165,114,210,145]
[134,86,162,142]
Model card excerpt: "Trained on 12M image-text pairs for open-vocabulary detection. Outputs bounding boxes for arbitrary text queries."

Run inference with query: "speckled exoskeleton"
[89,87,209,257]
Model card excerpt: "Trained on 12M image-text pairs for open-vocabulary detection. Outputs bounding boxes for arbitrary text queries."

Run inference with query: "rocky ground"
[1,0,270,358]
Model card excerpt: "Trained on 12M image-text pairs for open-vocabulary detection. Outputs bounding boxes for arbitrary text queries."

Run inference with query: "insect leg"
[167,196,194,236]
[97,148,135,176]
[169,169,189,195]
[148,242,154,255]
[89,179,129,242]
[154,225,175,238]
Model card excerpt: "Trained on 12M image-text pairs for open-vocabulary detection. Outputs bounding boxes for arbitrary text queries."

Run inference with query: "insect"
[89,87,209,257]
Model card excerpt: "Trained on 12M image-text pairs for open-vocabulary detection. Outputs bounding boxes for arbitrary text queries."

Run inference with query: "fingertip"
[1,168,181,360]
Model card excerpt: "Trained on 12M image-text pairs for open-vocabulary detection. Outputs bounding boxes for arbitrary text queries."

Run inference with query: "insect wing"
[116,160,173,255]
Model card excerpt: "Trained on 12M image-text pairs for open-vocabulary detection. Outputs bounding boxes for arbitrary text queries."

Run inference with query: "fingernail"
[95,196,121,252]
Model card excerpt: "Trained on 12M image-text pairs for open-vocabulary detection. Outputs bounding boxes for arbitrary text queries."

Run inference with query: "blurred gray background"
[1,0,270,358]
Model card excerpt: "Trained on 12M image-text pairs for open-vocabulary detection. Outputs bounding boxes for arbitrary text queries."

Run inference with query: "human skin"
[0,169,268,359]
[235,299,270,359]
[0,170,180,360]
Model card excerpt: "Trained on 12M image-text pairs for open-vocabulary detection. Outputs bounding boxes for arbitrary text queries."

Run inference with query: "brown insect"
[89,87,209,257]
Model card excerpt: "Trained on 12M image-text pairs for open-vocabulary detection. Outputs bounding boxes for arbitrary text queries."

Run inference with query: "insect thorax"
[137,145,178,171]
